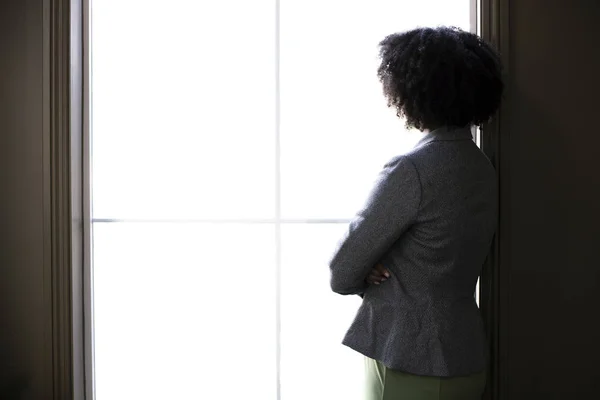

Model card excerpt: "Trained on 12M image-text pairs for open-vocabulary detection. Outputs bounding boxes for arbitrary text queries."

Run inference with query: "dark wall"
[501,0,600,398]
[0,1,52,399]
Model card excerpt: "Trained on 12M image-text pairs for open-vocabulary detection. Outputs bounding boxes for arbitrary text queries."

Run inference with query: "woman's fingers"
[374,264,391,278]
[367,273,383,284]
[366,265,390,285]
[369,269,385,280]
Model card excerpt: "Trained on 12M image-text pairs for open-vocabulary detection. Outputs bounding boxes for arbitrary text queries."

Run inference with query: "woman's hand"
[366,264,391,285]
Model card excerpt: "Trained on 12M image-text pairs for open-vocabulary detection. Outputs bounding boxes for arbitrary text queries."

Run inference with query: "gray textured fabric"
[329,126,497,377]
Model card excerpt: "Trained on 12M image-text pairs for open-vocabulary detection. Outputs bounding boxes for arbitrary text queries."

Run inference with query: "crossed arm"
[329,155,422,295]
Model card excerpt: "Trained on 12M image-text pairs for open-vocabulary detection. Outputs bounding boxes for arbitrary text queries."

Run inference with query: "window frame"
[53,0,507,399]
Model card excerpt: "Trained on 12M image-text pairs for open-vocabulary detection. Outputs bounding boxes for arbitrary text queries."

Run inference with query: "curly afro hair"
[378,26,503,131]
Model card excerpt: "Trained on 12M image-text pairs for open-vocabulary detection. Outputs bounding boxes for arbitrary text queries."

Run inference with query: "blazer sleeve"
[329,155,422,295]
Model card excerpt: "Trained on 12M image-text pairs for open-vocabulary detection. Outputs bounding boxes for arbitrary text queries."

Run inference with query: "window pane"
[281,224,363,400]
[280,0,472,219]
[91,0,275,219]
[93,223,276,400]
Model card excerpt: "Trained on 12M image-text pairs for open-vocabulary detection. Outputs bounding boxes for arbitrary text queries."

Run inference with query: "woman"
[329,27,503,400]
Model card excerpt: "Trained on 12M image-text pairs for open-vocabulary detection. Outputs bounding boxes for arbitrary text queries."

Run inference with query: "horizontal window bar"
[92,218,352,224]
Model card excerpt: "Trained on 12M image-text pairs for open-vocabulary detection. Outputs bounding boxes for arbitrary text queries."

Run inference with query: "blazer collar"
[416,126,474,148]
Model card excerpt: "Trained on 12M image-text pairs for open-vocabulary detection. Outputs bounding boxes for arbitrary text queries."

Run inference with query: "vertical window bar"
[274,0,282,399]
[470,0,478,34]
[472,0,482,305]
[83,0,96,398]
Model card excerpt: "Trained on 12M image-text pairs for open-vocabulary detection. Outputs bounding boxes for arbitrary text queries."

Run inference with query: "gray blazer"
[329,126,497,377]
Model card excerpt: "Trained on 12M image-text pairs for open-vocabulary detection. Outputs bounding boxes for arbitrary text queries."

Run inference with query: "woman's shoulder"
[383,153,418,170]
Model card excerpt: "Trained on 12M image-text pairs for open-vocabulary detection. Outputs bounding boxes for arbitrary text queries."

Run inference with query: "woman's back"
[403,129,497,298]
[332,126,497,377]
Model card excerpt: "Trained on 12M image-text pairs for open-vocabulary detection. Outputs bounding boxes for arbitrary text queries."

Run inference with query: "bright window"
[90,1,476,399]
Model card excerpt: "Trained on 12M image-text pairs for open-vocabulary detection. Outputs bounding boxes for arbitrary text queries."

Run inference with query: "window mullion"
[274,1,282,400]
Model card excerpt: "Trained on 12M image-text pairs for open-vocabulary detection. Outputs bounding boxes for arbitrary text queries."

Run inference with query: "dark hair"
[377,26,503,131]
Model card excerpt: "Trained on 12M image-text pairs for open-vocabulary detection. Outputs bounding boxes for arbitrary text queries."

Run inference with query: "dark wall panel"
[0,1,52,399]
[502,0,600,398]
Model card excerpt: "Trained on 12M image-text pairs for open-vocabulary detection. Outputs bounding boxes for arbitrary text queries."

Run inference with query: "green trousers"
[364,357,486,400]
